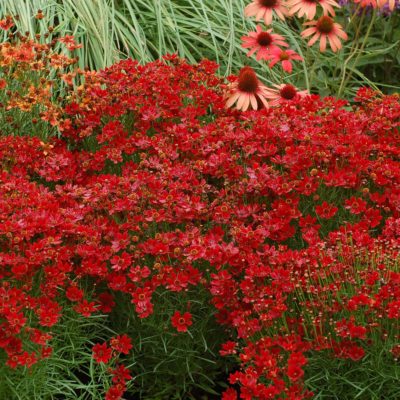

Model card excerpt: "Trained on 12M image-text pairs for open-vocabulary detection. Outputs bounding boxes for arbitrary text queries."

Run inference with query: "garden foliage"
[0,7,399,400]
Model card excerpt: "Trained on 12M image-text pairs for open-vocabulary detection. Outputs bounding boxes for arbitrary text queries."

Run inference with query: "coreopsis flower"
[171,311,193,332]
[35,10,45,20]
[0,16,14,31]
[58,35,83,51]
[264,83,308,106]
[92,342,112,364]
[288,0,339,19]
[241,25,289,60]
[110,334,133,355]
[110,364,132,384]
[244,0,288,25]
[225,66,270,111]
[268,48,303,73]
[301,16,348,52]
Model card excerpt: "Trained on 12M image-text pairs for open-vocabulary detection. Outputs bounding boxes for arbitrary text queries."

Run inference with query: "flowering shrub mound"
[0,56,399,399]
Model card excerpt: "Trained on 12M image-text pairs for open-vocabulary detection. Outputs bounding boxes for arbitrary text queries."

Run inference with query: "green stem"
[338,9,377,97]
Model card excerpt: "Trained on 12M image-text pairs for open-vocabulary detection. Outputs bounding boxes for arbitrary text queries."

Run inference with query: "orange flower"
[0,16,14,31]
[225,67,269,111]
[244,0,288,25]
[58,35,83,51]
[288,0,339,19]
[241,25,288,61]
[301,16,347,52]
[264,84,308,106]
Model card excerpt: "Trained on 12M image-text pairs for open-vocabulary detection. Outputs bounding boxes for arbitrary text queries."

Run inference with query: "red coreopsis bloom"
[222,387,238,400]
[37,302,62,327]
[110,334,133,355]
[97,292,116,313]
[315,201,338,219]
[0,16,14,31]
[220,341,238,356]
[171,311,193,332]
[29,328,52,345]
[66,285,84,302]
[92,342,112,363]
[105,385,125,400]
[344,197,367,214]
[74,299,97,317]
[17,351,38,368]
[58,35,83,51]
[287,364,305,381]
[111,364,132,384]
[110,252,132,272]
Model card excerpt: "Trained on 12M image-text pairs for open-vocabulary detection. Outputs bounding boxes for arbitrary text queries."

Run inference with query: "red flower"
[346,344,365,361]
[98,292,116,313]
[0,16,14,31]
[92,342,112,363]
[74,300,97,317]
[66,285,84,302]
[287,364,304,381]
[220,341,238,356]
[344,197,367,214]
[110,334,133,354]
[105,385,125,400]
[17,351,38,368]
[171,311,193,332]
[315,201,338,219]
[111,364,132,384]
[37,302,61,327]
[222,387,238,400]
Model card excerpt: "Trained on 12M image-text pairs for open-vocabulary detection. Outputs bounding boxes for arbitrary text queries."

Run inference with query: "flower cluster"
[0,16,82,136]
[0,51,399,399]
[226,0,399,111]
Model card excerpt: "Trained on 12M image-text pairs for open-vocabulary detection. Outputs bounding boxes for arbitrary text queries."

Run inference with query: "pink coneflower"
[301,16,348,52]
[244,0,288,25]
[264,84,308,106]
[288,0,339,19]
[268,48,303,73]
[241,25,289,60]
[225,66,269,111]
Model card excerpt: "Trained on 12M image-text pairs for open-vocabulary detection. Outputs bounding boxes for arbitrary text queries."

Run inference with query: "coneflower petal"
[320,35,327,52]
[226,92,241,108]
[250,94,258,110]
[307,32,321,47]
[302,27,317,37]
